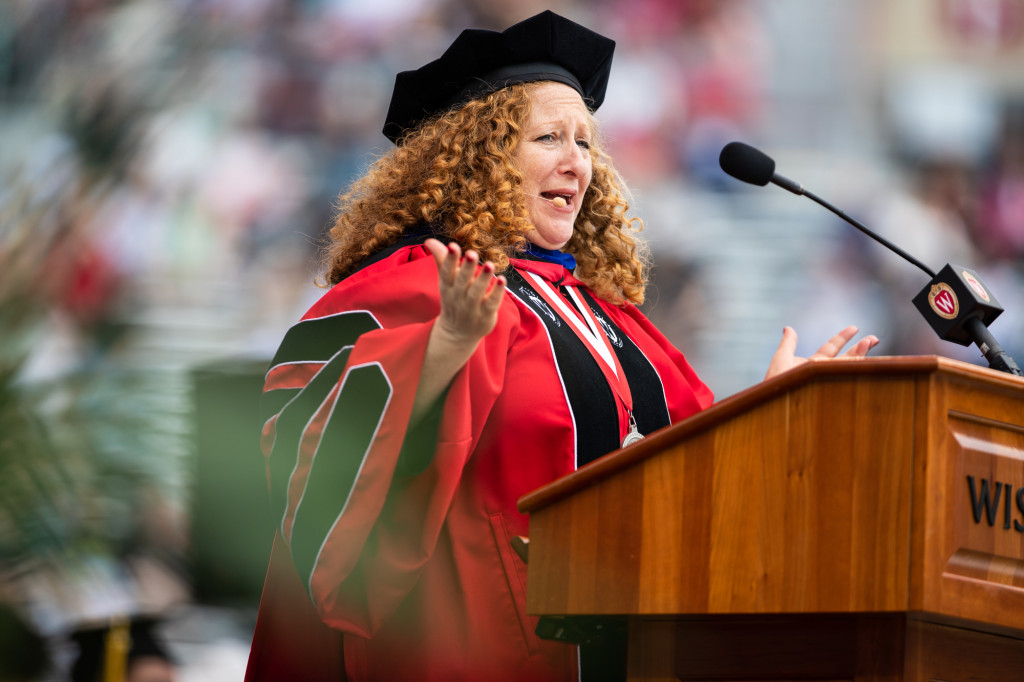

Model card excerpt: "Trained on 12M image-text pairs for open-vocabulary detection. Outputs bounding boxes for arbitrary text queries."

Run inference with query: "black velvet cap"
[382,10,615,144]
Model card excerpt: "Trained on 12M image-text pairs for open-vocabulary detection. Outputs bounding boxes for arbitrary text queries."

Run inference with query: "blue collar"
[523,242,576,271]
[406,223,577,270]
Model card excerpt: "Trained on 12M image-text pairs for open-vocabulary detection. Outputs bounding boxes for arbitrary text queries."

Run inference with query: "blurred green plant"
[0,172,189,629]
[0,176,75,568]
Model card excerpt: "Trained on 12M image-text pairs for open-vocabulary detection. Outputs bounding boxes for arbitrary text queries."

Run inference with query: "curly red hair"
[322,82,648,304]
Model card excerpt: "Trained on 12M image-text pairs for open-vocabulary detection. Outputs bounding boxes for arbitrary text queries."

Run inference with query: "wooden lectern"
[518,357,1024,681]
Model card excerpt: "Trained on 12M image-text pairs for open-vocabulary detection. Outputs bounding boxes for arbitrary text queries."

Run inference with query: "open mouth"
[540,192,573,207]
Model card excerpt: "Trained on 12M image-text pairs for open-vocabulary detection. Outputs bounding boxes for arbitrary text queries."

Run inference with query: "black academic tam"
[382,10,615,144]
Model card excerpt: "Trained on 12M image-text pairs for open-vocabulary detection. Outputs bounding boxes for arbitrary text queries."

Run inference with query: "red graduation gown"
[245,241,713,682]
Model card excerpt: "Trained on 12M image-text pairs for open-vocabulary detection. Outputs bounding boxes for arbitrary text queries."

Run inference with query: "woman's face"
[514,82,594,250]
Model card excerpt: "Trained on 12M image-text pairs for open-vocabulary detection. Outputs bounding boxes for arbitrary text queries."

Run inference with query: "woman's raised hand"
[424,238,507,348]
[411,239,507,423]
[765,325,879,380]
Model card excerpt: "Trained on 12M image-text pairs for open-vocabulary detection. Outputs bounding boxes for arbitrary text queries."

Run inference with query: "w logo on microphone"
[928,283,959,320]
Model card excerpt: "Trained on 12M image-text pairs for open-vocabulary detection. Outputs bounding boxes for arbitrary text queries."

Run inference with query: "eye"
[535,133,556,143]
[576,139,591,151]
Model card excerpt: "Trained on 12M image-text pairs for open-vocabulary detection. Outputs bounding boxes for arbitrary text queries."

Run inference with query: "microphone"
[525,193,568,208]
[719,141,1022,377]
[719,139,804,195]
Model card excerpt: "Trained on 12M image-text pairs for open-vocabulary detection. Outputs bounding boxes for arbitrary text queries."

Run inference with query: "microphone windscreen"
[719,141,775,186]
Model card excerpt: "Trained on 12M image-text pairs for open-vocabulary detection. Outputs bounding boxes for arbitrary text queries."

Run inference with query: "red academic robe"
[245,240,713,682]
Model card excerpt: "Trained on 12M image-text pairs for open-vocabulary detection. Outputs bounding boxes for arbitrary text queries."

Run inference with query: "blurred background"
[2,0,1023,679]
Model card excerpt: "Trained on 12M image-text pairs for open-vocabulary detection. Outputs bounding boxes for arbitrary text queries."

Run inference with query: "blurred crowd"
[2,0,1024,679]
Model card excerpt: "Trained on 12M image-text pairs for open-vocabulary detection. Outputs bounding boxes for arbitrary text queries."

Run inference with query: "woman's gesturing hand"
[765,325,879,380]
[412,239,507,424]
[425,238,507,347]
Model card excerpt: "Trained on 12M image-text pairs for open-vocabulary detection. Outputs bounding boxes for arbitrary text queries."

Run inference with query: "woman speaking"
[245,11,876,682]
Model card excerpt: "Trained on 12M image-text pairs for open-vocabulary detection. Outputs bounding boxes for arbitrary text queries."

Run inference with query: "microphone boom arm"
[721,140,1021,376]
[801,187,1021,375]
[797,185,937,278]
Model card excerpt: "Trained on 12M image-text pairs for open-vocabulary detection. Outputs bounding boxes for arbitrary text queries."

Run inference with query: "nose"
[558,142,589,178]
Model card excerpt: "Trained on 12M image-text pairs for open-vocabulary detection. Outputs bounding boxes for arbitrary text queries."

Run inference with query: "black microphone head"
[719,141,775,186]
[912,264,1003,346]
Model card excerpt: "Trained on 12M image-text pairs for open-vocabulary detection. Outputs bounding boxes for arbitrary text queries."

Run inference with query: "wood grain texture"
[910,370,1024,632]
[904,617,1024,682]
[623,614,1024,681]
[521,357,1024,680]
[525,369,917,616]
[518,355,1023,515]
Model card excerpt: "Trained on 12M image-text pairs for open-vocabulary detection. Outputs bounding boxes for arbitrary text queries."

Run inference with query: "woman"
[246,11,877,682]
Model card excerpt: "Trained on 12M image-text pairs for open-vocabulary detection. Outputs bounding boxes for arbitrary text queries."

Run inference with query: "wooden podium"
[518,356,1024,681]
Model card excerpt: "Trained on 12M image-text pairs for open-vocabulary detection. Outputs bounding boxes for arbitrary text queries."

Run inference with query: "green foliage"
[0,174,187,577]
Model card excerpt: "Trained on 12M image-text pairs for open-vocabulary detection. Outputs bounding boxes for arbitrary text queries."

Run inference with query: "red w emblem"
[928,283,959,319]
[934,289,956,315]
